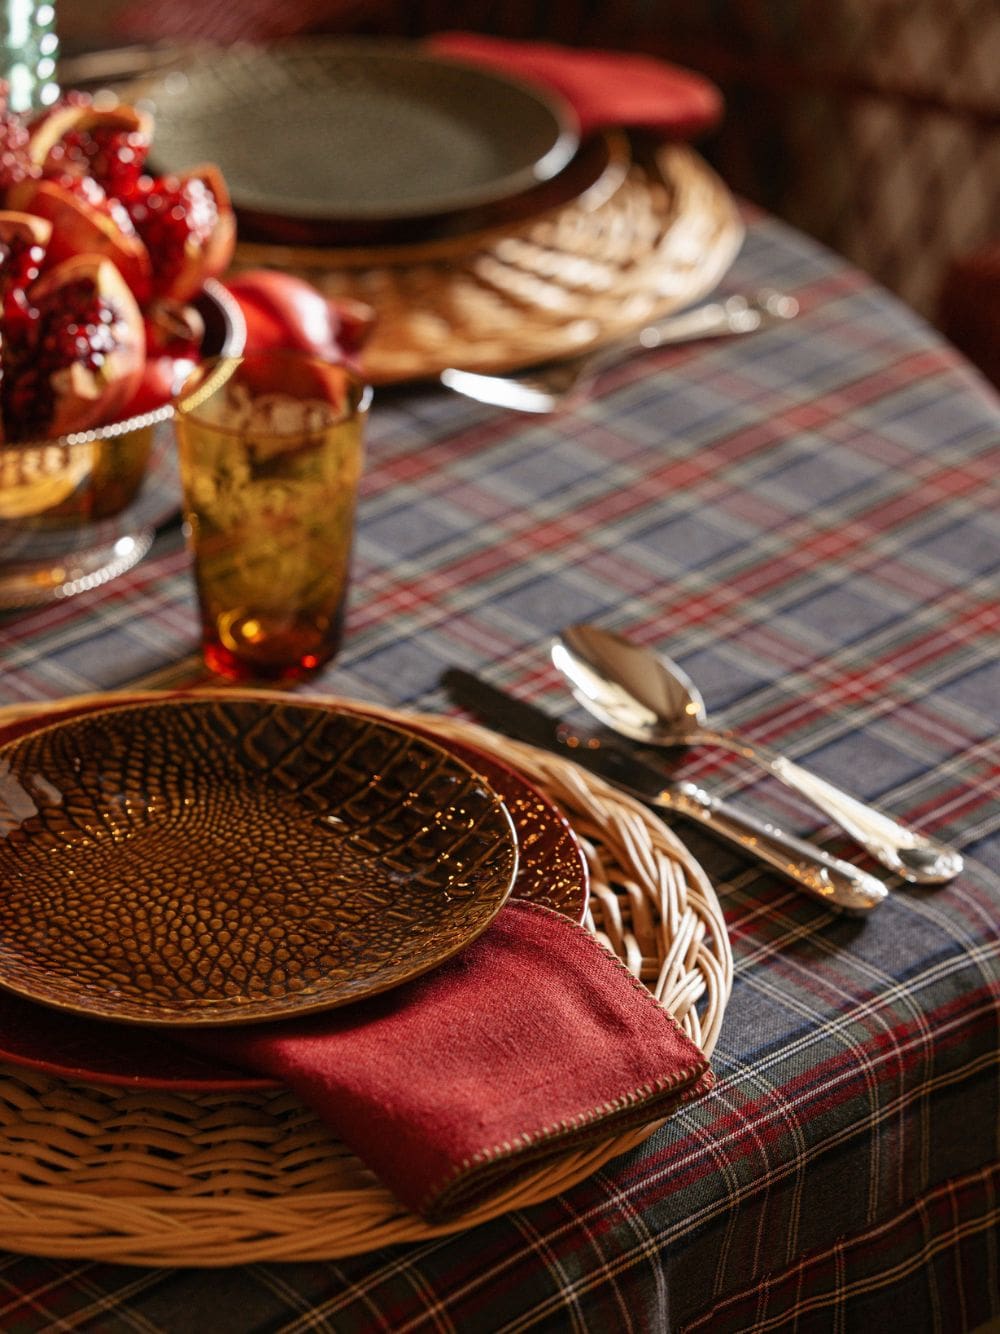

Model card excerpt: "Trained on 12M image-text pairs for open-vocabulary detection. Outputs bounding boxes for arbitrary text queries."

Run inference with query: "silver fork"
[440,290,799,413]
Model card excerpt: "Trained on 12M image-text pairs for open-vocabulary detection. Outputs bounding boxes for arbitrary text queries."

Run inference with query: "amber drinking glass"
[174,350,370,682]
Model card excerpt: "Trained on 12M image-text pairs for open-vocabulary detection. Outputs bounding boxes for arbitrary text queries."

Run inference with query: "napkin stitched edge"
[418,901,715,1220]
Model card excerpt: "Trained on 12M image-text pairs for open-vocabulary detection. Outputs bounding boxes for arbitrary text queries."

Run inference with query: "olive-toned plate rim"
[144,39,580,222]
[0,697,519,1027]
[232,130,628,253]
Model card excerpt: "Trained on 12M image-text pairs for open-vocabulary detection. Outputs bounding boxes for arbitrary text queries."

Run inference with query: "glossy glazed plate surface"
[145,40,579,221]
[0,698,518,1026]
[0,695,587,1089]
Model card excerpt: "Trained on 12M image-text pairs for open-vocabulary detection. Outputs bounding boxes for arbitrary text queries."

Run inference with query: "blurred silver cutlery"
[551,625,963,885]
[440,290,799,412]
[442,668,887,914]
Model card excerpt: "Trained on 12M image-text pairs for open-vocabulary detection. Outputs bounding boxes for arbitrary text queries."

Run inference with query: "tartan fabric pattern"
[0,214,998,1331]
[684,1163,1000,1333]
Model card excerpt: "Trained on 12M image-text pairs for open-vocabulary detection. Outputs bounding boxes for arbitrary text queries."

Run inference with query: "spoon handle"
[633,291,799,349]
[669,781,887,913]
[700,733,963,885]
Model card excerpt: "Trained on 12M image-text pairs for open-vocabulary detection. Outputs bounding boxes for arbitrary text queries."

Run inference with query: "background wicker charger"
[232,140,744,384]
[0,692,732,1266]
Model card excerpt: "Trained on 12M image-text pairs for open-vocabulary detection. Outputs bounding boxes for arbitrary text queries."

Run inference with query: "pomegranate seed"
[127,174,221,297]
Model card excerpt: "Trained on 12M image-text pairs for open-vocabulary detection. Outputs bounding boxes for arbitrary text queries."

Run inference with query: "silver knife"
[441,669,887,914]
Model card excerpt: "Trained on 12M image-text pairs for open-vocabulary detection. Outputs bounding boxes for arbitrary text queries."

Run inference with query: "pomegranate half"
[27,100,153,200]
[1,252,145,442]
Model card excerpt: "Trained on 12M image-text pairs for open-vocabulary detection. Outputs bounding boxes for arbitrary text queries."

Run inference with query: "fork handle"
[697,731,963,885]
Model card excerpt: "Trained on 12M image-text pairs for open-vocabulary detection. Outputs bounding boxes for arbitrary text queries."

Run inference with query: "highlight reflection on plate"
[0,698,518,1026]
[0,695,588,1090]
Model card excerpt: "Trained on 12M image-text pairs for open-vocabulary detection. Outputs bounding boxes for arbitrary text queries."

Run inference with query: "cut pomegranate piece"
[7,175,152,300]
[0,209,50,322]
[126,165,236,302]
[27,98,153,200]
[1,253,145,441]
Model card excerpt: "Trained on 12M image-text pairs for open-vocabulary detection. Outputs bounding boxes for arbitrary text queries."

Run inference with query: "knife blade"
[441,669,887,915]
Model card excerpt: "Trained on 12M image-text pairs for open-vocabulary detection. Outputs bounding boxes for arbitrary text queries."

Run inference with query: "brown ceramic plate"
[0,697,519,1027]
[0,694,587,1090]
[144,40,579,223]
[392,723,588,923]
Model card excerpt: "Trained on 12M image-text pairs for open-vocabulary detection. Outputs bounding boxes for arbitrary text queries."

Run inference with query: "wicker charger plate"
[232,140,744,385]
[0,693,732,1266]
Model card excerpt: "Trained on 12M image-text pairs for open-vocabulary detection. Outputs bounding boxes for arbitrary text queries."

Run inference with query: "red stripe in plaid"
[0,212,996,1333]
[683,1161,1000,1332]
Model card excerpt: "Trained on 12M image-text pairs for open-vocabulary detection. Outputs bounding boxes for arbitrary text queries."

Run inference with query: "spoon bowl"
[551,629,706,743]
[552,624,963,886]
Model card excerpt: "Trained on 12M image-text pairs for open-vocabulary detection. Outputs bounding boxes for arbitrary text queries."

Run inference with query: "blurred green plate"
[144,39,579,222]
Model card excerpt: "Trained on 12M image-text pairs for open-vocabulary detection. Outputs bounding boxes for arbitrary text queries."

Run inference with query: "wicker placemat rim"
[231,142,744,384]
[0,692,732,1264]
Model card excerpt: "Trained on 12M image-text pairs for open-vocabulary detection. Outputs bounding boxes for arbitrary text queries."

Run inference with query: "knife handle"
[666,781,888,914]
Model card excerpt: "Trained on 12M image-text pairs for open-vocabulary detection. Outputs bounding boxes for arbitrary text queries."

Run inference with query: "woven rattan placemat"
[0,693,732,1266]
[233,141,744,384]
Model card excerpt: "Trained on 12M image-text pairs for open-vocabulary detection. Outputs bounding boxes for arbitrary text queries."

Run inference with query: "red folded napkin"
[427,32,723,140]
[177,899,714,1220]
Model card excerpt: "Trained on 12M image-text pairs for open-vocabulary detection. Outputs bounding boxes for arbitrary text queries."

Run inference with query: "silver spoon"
[551,625,963,885]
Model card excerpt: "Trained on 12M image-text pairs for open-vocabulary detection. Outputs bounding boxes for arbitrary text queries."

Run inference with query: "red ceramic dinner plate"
[0,693,588,1090]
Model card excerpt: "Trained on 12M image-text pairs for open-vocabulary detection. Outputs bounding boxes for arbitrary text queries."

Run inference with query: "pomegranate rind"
[225,269,374,371]
[26,102,153,173]
[8,177,152,300]
[20,253,146,438]
[0,209,51,250]
[194,169,238,297]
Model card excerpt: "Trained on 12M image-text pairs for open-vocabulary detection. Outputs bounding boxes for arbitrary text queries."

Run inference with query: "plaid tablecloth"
[0,213,998,1332]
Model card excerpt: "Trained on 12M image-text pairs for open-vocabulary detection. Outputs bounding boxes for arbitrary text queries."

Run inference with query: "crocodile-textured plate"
[0,698,518,1026]
[0,694,587,1090]
[366,718,588,925]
